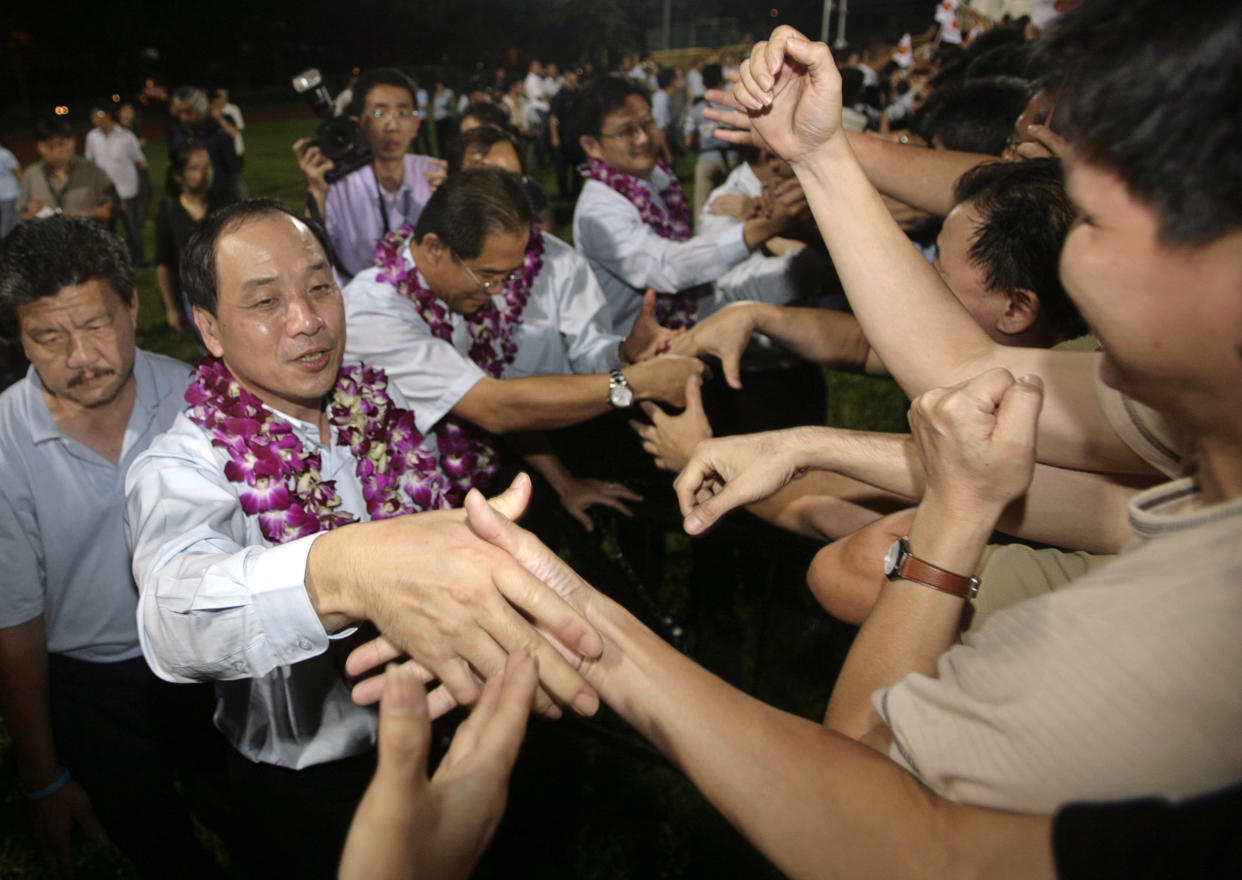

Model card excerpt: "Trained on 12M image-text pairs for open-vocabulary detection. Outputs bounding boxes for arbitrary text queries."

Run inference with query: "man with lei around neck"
[124,199,603,878]
[571,75,806,335]
[0,216,223,878]
[344,167,709,527]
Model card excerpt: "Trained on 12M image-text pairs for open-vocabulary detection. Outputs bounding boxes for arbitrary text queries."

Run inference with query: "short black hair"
[570,75,650,143]
[913,77,1032,156]
[33,116,72,142]
[0,216,134,337]
[165,143,210,197]
[1041,0,1242,245]
[446,126,525,175]
[413,168,532,260]
[180,199,335,316]
[951,158,1085,341]
[656,67,677,90]
[347,68,417,118]
[460,101,512,133]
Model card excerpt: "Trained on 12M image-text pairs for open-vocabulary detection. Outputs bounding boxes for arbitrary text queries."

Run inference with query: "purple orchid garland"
[580,156,706,329]
[185,357,452,545]
[371,223,546,500]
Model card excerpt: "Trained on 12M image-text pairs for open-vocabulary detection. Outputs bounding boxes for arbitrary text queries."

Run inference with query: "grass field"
[0,108,910,879]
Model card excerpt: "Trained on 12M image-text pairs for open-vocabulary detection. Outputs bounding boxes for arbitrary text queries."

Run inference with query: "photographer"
[292,68,445,284]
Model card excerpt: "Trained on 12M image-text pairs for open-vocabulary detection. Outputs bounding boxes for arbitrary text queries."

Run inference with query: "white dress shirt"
[572,165,749,335]
[343,230,623,434]
[124,392,420,768]
[84,127,146,199]
[698,163,831,308]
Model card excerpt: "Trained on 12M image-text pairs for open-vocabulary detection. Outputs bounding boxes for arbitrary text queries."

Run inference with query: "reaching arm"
[154,265,185,334]
[0,618,109,877]
[710,28,1157,476]
[459,491,1058,880]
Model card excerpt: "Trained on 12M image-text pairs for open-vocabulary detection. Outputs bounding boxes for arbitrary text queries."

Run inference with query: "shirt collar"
[25,349,161,446]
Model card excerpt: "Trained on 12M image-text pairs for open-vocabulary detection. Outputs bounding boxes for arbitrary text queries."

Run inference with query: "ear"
[420,232,449,264]
[996,289,1040,336]
[579,134,605,162]
[193,305,225,358]
[126,286,140,328]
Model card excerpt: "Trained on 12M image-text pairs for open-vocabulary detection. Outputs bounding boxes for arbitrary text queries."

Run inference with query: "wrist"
[22,767,70,801]
[304,526,363,629]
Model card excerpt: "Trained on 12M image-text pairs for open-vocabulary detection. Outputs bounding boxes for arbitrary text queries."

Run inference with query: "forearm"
[823,500,993,747]
[155,265,181,315]
[0,619,63,790]
[586,591,1054,880]
[748,302,875,372]
[794,141,1151,473]
[88,202,116,222]
[452,375,611,434]
[746,471,908,541]
[843,130,992,216]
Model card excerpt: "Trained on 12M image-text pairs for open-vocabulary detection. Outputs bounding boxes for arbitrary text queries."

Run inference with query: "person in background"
[154,144,225,335]
[86,100,148,267]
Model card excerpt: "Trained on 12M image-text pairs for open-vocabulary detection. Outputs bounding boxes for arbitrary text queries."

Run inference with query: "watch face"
[609,383,634,408]
[883,538,903,578]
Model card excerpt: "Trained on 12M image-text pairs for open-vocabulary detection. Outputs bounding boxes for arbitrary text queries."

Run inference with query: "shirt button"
[297,638,312,651]
[232,661,246,672]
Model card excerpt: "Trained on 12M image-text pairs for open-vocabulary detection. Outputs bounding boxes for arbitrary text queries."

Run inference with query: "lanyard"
[374,166,412,236]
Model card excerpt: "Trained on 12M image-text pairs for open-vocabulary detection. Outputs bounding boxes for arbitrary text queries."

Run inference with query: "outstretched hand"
[309,473,602,721]
[630,374,712,473]
[337,652,537,880]
[555,478,643,532]
[30,780,110,880]
[668,301,759,390]
[673,427,815,535]
[621,289,683,363]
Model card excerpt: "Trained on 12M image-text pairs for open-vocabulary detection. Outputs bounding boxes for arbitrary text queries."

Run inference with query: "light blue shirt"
[0,350,190,662]
[0,147,19,201]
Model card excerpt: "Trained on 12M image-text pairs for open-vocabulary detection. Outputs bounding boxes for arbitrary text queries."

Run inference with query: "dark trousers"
[225,748,376,880]
[47,654,227,879]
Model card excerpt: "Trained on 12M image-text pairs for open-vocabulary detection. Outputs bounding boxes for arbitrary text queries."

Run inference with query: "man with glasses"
[571,76,801,336]
[293,68,445,285]
[343,168,707,525]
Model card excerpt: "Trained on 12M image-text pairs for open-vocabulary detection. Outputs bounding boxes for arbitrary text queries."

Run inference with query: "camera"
[292,68,371,183]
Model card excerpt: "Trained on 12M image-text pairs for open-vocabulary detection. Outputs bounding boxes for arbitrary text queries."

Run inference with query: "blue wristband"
[24,769,71,801]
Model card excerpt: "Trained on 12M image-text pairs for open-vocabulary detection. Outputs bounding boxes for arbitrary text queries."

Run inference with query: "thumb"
[488,471,532,522]
[683,485,741,535]
[683,373,705,416]
[994,374,1045,447]
[640,288,658,321]
[722,347,744,390]
[374,662,433,786]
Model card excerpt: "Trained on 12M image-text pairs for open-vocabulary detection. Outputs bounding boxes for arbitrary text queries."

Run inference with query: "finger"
[683,373,706,418]
[993,373,1045,449]
[609,484,644,502]
[639,288,657,321]
[488,471,533,522]
[638,399,664,425]
[585,494,634,517]
[565,502,595,532]
[735,52,769,110]
[345,634,406,678]
[487,564,600,716]
[722,344,743,390]
[704,87,744,112]
[374,662,433,785]
[79,806,110,847]
[628,416,654,439]
[474,649,538,767]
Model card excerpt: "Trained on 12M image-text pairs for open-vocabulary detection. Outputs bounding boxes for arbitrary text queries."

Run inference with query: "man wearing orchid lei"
[345,167,709,530]
[571,75,808,336]
[124,200,604,877]
[0,216,224,878]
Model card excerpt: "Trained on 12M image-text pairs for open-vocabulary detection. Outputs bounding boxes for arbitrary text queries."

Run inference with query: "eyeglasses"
[456,256,521,292]
[369,108,417,121]
[600,116,657,142]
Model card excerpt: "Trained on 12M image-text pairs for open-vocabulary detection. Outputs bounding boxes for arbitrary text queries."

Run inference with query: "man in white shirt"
[571,76,801,335]
[125,199,605,878]
[343,168,708,523]
[85,101,148,266]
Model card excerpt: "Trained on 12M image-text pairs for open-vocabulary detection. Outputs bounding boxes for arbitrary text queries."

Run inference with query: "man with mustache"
[0,216,223,878]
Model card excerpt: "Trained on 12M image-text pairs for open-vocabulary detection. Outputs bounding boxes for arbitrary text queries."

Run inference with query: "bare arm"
[0,618,108,876]
[712,28,1155,475]
[155,265,185,334]
[463,493,1058,880]
[842,130,993,217]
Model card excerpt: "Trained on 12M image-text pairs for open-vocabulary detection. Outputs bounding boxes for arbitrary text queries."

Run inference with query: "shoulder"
[136,350,193,401]
[125,412,219,494]
[0,375,34,450]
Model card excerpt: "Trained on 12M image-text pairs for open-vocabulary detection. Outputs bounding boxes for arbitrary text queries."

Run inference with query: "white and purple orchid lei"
[370,224,547,499]
[185,356,452,545]
[580,156,705,329]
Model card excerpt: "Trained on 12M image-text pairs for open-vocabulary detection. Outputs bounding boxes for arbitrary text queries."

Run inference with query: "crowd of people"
[1,0,1239,877]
